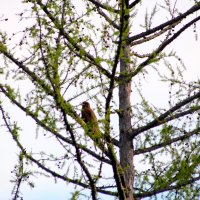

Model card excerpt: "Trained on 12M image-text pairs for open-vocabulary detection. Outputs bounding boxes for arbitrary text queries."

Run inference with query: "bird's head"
[82,101,90,108]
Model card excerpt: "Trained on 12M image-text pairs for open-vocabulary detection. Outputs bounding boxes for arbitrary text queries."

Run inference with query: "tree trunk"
[119,42,134,200]
[119,1,134,199]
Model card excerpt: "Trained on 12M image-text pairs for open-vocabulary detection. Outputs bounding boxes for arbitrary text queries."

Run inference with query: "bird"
[81,101,101,148]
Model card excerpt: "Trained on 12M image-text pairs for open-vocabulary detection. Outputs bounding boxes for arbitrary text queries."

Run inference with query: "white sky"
[0,0,200,200]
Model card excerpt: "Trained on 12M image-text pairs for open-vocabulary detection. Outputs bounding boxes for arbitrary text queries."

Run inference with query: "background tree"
[0,0,200,199]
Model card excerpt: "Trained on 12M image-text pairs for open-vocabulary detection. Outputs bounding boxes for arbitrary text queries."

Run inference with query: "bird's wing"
[82,107,92,122]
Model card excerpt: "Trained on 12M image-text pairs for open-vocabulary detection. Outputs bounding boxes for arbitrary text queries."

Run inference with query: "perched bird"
[81,101,101,148]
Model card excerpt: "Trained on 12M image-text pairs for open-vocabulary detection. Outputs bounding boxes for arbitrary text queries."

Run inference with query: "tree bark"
[119,1,134,199]
[119,42,134,199]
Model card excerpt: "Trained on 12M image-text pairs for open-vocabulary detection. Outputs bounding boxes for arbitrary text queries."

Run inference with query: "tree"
[0,0,200,199]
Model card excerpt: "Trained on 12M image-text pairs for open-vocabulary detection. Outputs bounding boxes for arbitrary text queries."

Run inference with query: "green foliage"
[0,0,200,199]
[0,42,7,52]
[70,190,87,200]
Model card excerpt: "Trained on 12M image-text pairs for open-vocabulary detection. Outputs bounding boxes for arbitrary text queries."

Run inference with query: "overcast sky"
[0,0,200,200]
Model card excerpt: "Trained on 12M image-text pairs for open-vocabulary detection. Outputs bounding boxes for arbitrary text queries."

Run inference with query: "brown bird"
[81,101,101,148]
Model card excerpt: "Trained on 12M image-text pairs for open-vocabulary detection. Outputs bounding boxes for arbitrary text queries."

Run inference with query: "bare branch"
[131,89,200,138]
[62,110,97,200]
[96,7,120,30]
[105,0,126,110]
[128,15,200,79]
[130,21,179,46]
[128,3,200,43]
[129,0,141,9]
[87,0,119,13]
[135,127,200,155]
[135,175,200,198]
